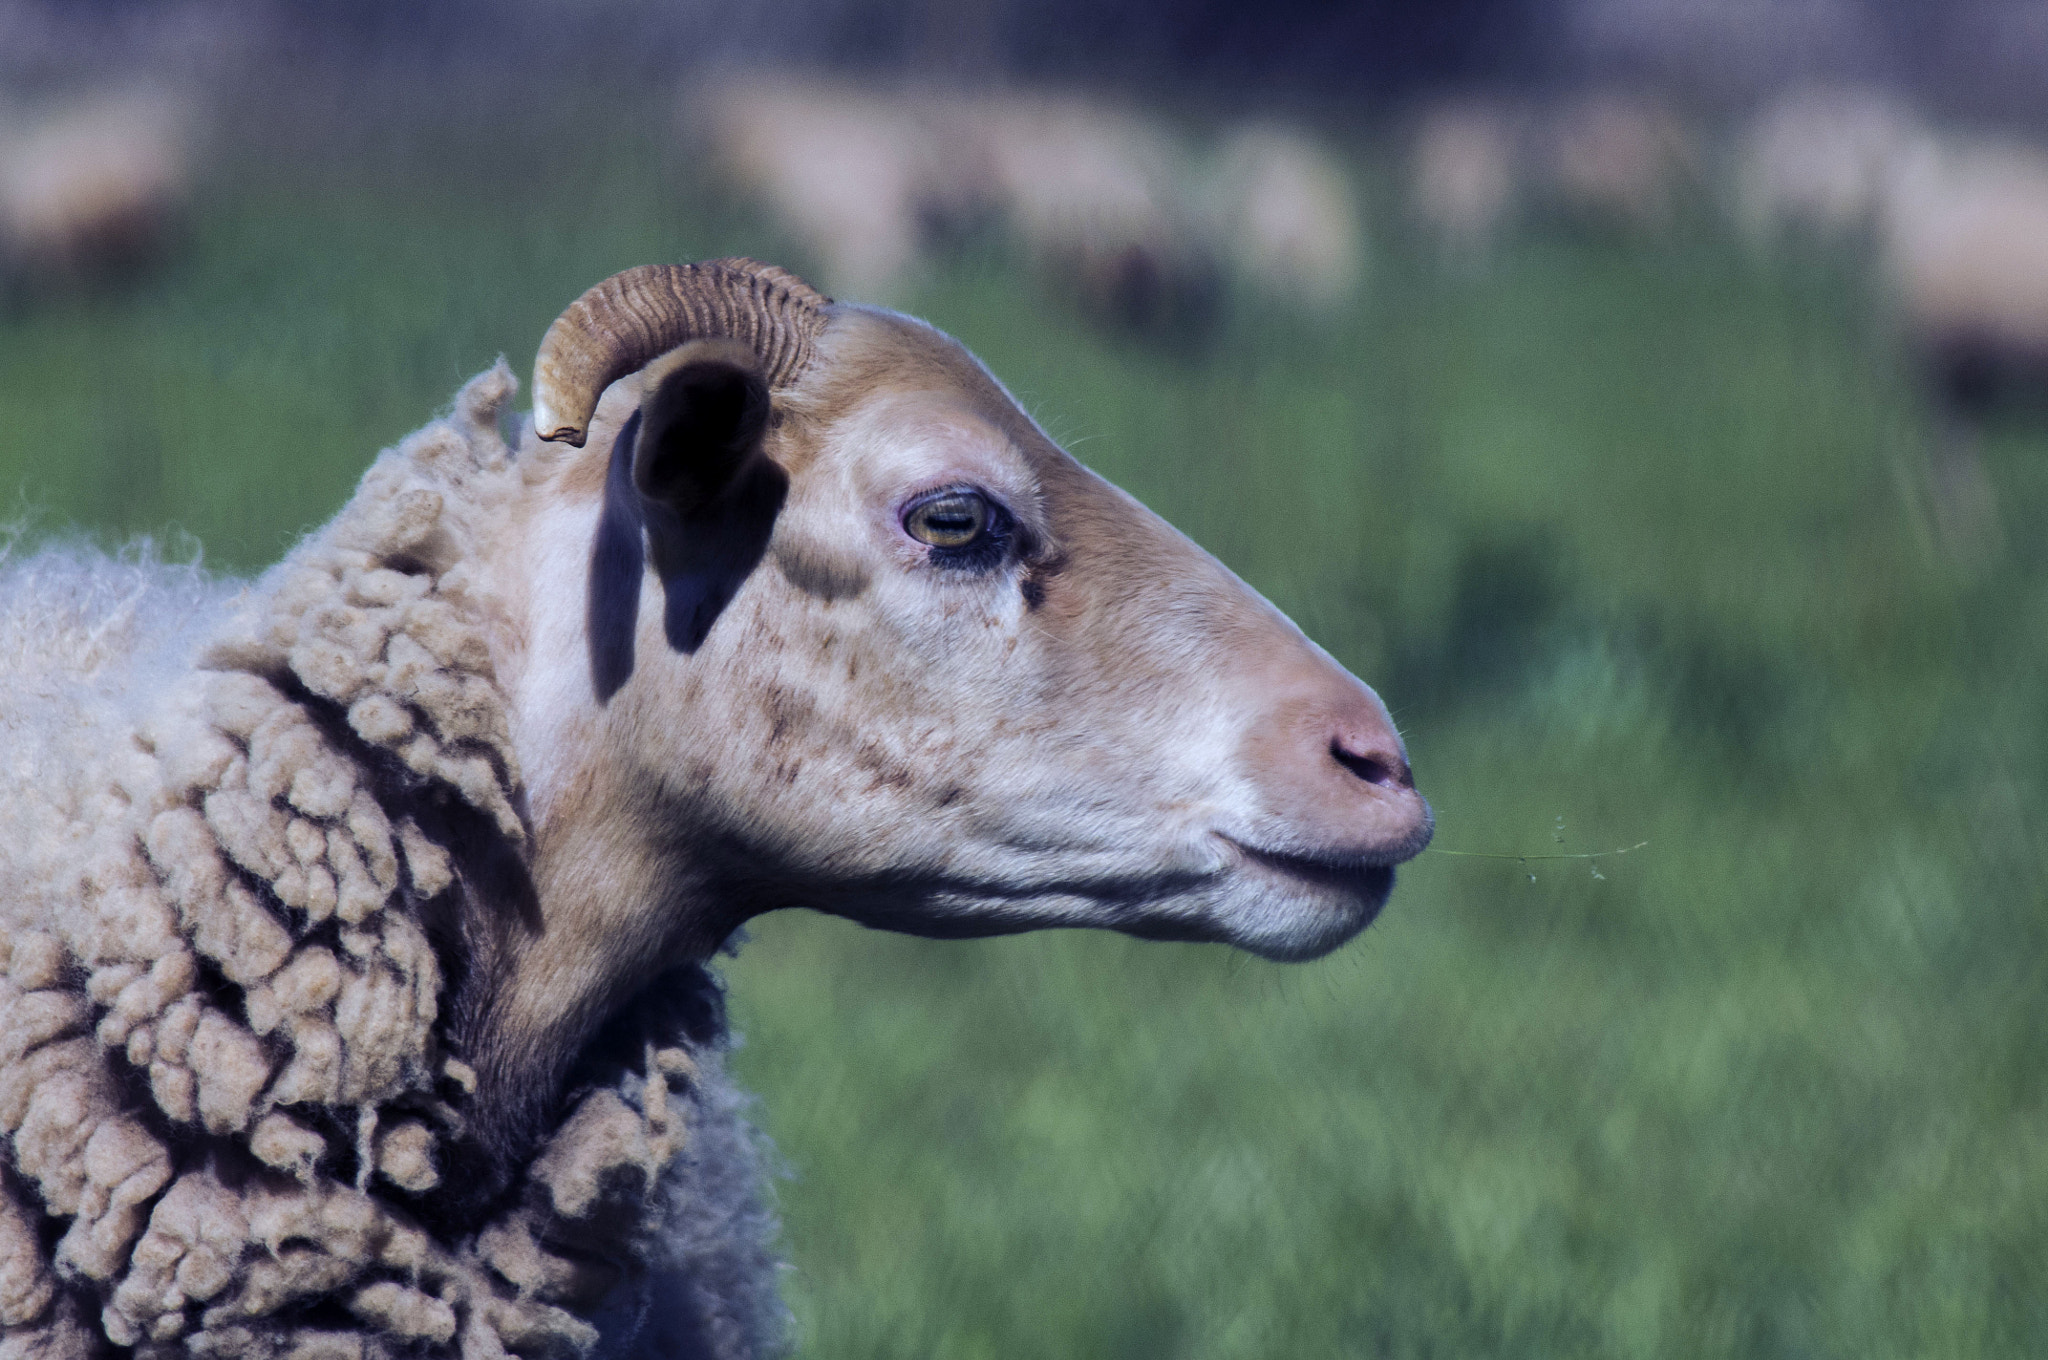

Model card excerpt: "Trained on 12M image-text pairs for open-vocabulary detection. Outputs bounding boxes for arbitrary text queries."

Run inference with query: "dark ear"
[633,351,771,515]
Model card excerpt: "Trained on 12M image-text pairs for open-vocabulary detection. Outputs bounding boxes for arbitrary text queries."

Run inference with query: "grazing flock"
[10,66,2048,409]
[685,75,1364,335]
[687,71,2048,414]
[1407,84,2048,413]
[0,258,1432,1357]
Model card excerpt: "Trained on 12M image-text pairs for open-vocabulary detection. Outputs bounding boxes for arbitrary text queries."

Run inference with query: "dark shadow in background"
[20,0,2048,125]
[0,0,1534,100]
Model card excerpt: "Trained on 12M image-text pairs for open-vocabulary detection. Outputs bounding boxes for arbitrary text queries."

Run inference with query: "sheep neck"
[451,774,740,1176]
[452,490,751,1181]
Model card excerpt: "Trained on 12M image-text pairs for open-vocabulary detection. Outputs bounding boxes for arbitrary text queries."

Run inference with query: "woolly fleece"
[0,365,785,1360]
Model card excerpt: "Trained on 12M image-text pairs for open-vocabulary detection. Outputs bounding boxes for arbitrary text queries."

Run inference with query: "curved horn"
[532,259,830,446]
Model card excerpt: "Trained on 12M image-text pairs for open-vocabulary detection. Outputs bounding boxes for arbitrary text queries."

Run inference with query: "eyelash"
[906,487,1016,573]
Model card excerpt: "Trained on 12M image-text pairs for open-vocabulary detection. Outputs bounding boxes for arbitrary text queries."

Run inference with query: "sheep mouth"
[1221,837,1398,911]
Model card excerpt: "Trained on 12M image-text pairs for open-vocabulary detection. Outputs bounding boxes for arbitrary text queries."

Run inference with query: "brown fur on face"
[468,300,1430,1150]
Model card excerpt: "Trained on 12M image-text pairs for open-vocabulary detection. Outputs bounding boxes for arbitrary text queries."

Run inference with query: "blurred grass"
[3,87,2043,1358]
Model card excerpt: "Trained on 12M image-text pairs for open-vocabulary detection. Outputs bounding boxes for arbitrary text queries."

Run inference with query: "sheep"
[1409,98,1521,265]
[690,78,1215,330]
[1201,124,1365,311]
[0,85,193,297]
[1538,89,1698,232]
[690,78,940,301]
[689,79,1363,330]
[953,91,1217,333]
[1859,129,2048,557]
[1406,90,1698,259]
[1732,85,1920,246]
[0,257,1432,1359]
[1730,93,2048,416]
[1874,131,2048,414]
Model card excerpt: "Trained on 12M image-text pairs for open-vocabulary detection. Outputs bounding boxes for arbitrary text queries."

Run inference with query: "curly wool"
[0,366,785,1360]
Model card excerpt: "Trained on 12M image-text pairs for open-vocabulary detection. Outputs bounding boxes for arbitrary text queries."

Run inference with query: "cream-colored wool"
[0,367,783,1359]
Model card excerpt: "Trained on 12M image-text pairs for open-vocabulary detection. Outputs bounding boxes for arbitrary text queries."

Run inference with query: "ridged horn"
[532,259,831,446]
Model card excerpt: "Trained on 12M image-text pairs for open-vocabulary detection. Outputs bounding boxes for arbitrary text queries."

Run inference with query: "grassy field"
[2,86,2043,1357]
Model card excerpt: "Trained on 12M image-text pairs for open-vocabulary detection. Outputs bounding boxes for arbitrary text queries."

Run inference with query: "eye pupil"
[907,492,989,548]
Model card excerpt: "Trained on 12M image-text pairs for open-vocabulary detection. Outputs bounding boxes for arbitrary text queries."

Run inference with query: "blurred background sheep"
[1878,133,2048,413]
[1396,71,2048,464]
[687,76,1360,337]
[1733,85,1920,245]
[1721,80,2048,555]
[0,84,195,301]
[1201,123,1365,310]
[7,0,2048,1354]
[1407,89,1701,253]
[1409,98,1521,264]
[954,91,1214,334]
[690,76,938,300]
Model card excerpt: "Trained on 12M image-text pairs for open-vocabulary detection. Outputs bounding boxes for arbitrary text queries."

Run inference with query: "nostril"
[1330,739,1410,790]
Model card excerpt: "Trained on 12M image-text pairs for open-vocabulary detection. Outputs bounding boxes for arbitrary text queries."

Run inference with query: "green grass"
[4,86,2043,1357]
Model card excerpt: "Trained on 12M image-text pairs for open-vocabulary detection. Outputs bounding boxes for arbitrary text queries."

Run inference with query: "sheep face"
[500,303,1430,1006]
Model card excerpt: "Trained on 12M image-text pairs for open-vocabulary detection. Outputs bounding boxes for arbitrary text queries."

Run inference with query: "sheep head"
[472,260,1430,1153]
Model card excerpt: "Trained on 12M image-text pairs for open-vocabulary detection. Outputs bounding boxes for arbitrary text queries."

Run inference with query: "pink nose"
[1234,676,1433,864]
[1328,717,1414,793]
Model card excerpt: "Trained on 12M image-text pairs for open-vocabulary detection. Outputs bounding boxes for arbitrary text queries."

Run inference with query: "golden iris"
[905,491,989,548]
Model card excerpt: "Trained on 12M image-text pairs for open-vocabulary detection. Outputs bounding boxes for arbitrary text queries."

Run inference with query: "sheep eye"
[904,491,990,548]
